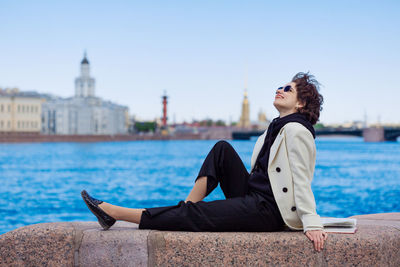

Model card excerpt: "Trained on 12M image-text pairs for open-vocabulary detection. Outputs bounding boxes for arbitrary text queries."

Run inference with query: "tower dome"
[81,51,89,65]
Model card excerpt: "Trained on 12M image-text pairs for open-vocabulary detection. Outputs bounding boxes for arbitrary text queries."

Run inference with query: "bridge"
[232,127,400,142]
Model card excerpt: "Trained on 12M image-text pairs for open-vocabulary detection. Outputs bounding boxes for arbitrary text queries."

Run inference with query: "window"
[8,105,10,112]
[0,105,3,112]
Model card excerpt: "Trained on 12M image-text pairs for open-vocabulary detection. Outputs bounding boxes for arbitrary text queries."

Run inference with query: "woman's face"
[273,82,304,117]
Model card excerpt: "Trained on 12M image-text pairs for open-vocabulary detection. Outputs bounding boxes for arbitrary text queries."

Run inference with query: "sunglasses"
[277,85,293,92]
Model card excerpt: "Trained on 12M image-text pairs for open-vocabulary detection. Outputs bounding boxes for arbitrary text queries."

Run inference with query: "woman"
[81,72,328,252]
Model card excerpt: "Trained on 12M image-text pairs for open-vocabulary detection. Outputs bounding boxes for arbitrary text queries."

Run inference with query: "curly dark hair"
[291,72,324,125]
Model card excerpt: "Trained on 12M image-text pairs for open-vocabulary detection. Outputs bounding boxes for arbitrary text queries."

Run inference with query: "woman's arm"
[285,125,327,251]
[284,125,323,232]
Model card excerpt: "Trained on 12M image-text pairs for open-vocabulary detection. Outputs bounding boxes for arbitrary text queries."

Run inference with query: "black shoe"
[81,190,116,230]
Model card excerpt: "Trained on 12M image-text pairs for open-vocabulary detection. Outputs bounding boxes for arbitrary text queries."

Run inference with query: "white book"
[320,217,357,234]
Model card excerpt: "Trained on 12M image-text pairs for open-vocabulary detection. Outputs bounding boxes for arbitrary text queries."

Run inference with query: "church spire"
[238,68,251,129]
[81,50,89,65]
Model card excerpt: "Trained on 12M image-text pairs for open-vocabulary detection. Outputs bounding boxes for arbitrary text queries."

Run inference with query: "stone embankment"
[0,128,235,143]
[0,213,399,266]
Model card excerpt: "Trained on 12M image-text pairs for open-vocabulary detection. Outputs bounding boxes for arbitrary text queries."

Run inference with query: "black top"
[247,112,316,216]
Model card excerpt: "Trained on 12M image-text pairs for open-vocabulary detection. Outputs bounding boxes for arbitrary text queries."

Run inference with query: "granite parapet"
[0,213,399,266]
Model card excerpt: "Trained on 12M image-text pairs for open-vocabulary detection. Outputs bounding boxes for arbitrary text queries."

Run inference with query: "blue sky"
[1,0,399,124]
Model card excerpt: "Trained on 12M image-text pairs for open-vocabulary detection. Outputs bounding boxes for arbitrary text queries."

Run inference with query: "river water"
[0,137,399,235]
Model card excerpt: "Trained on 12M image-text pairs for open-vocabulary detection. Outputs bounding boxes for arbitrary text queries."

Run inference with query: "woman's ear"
[296,100,305,109]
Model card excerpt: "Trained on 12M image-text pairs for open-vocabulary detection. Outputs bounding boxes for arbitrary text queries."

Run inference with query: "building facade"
[0,88,44,133]
[41,53,129,135]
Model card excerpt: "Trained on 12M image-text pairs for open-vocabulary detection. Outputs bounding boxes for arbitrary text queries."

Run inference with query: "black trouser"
[138,140,285,232]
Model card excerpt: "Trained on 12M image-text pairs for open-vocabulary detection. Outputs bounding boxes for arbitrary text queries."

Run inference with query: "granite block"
[0,222,76,266]
[148,221,400,266]
[149,231,322,266]
[77,221,149,267]
[322,225,400,267]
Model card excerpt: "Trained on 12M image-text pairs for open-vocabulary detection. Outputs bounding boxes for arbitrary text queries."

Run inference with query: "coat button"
[276,167,281,172]
[282,187,288,193]
[291,206,296,212]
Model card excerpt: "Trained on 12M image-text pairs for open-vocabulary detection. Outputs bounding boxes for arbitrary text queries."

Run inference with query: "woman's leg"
[186,140,250,202]
[185,176,207,203]
[98,202,145,224]
[96,140,251,227]
[139,193,283,232]
[136,140,267,232]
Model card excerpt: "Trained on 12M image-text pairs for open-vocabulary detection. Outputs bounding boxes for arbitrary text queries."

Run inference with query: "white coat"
[250,122,324,233]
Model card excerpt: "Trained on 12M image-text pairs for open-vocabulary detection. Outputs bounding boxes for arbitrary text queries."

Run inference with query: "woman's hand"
[305,230,328,252]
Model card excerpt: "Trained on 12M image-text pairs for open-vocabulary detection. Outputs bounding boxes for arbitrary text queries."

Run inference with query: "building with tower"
[237,88,251,129]
[41,52,129,135]
[75,52,95,98]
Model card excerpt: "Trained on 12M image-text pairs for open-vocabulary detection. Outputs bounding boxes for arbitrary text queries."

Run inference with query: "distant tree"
[215,120,226,126]
[314,123,325,129]
[135,121,157,132]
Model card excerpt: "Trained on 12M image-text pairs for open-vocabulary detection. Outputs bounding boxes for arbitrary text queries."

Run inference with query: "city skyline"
[1,1,399,125]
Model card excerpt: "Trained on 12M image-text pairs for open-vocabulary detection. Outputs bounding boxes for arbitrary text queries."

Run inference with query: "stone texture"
[352,219,400,229]
[78,221,149,267]
[350,212,400,221]
[149,230,322,266]
[148,223,400,267]
[0,222,76,266]
[321,225,400,267]
[0,221,148,267]
[1,213,399,267]
[350,213,400,230]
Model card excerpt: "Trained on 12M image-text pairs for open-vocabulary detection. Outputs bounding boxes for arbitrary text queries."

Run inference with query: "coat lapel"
[267,128,285,166]
[251,126,286,171]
